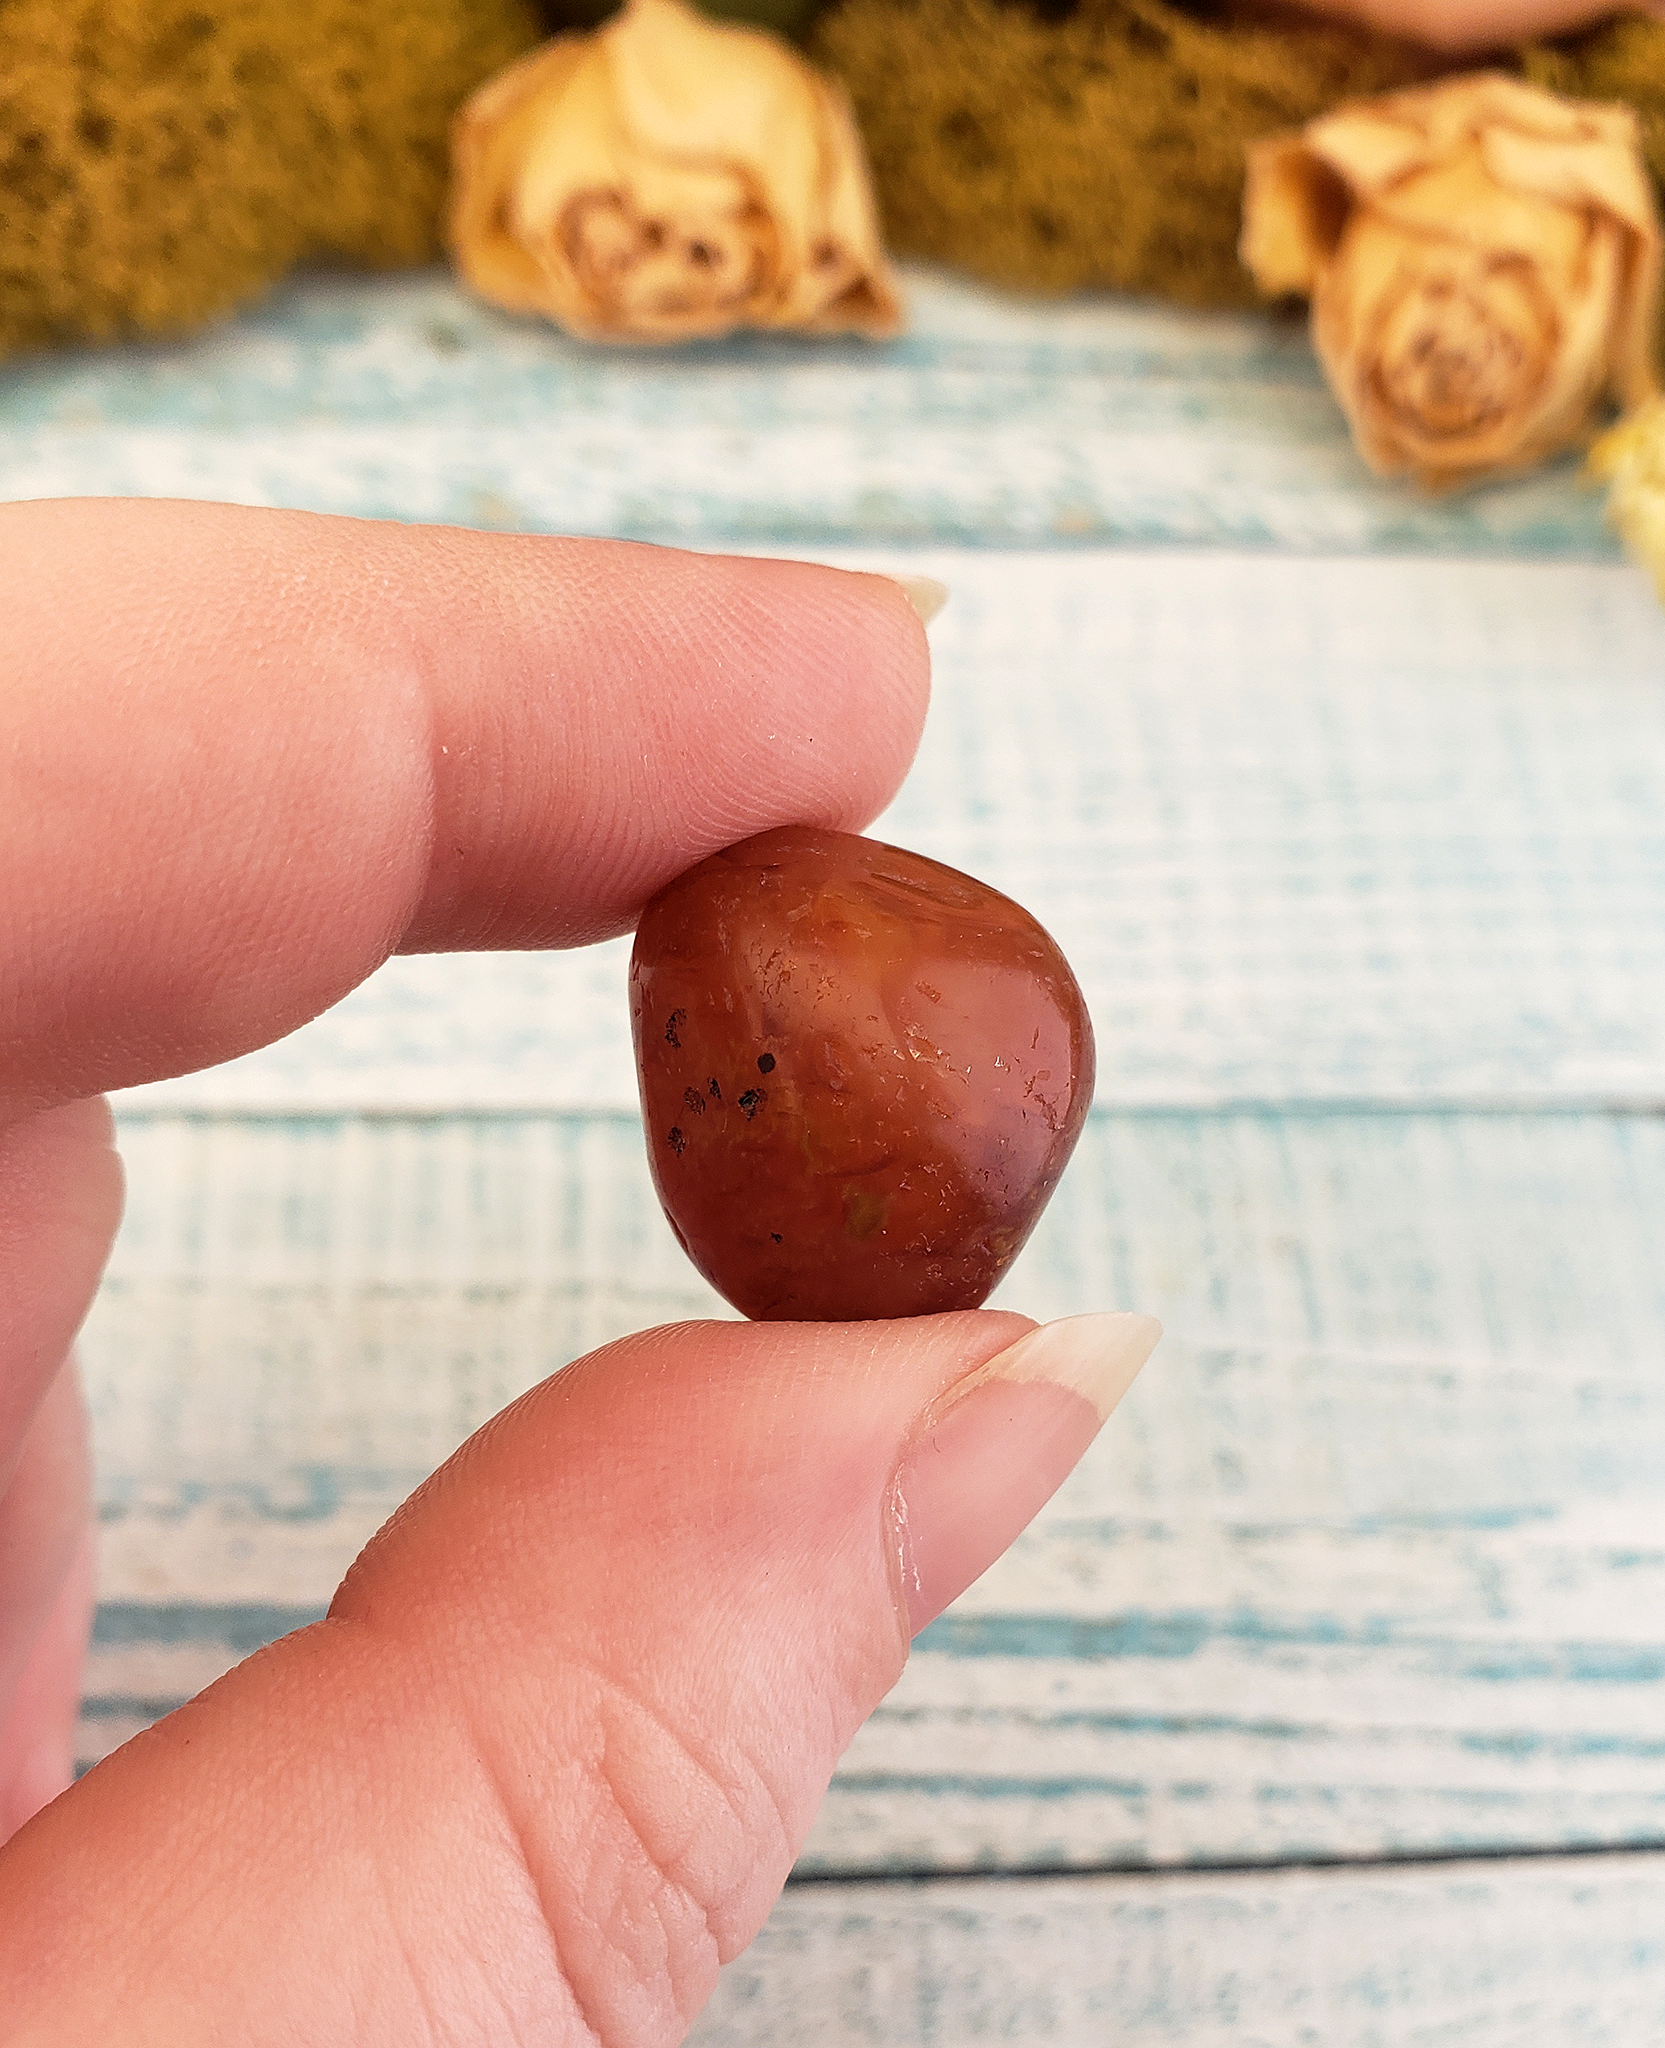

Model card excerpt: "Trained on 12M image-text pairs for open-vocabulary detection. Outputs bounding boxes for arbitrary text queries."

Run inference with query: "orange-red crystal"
[629,825,1095,1321]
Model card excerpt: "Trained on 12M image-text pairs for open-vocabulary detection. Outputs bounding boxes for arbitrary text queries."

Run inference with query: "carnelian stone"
[629,825,1095,1321]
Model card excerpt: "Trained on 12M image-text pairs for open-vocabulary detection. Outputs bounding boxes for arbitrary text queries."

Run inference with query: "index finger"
[0,500,930,1119]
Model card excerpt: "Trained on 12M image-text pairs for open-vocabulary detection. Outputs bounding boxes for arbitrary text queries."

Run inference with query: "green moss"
[812,0,1439,308]
[6,0,1664,359]
[0,0,542,356]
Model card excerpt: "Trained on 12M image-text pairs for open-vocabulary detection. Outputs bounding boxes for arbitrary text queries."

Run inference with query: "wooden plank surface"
[83,1106,1665,1872]
[0,269,1621,558]
[689,1855,1665,2047]
[9,261,1665,2026]
[114,547,1665,1116]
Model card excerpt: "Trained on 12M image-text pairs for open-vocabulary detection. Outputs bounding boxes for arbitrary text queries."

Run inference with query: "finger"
[1,500,931,1118]
[0,1102,118,1845]
[0,1360,92,1841]
[1292,0,1627,48]
[0,1310,1158,2042]
[0,1524,94,1844]
[0,1099,123,1462]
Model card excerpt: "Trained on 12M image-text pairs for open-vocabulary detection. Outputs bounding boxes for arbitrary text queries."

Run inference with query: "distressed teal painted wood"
[0,269,1623,557]
[82,1107,1665,1872]
[691,1857,1665,2047]
[114,549,1665,1117]
[13,264,1665,2028]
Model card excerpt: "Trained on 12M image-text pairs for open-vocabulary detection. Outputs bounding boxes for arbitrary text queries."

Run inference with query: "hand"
[0,500,1157,2041]
[1288,0,1665,53]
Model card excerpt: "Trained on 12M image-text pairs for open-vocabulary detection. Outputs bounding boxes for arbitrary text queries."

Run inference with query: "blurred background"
[4,2,1665,2041]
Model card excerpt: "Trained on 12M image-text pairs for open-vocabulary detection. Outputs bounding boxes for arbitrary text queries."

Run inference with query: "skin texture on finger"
[0,1100,123,1469]
[0,1363,92,1840]
[1287,0,1657,51]
[0,500,930,1120]
[0,1105,119,1850]
[0,1311,1037,2047]
[0,1525,94,1844]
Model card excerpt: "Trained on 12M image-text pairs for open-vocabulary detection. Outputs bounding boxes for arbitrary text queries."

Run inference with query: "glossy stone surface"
[629,825,1095,1320]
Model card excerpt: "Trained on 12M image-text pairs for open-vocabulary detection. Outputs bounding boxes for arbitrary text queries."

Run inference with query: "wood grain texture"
[689,1857,1665,2047]
[113,549,1665,1116]
[13,265,1665,2025]
[0,269,1619,557]
[82,1107,1665,1872]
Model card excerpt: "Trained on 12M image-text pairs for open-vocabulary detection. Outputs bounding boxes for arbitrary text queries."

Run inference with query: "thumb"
[0,1309,1157,2045]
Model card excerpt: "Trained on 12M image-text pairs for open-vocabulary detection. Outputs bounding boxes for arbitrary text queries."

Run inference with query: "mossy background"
[0,0,542,356]
[3,0,1665,358]
[814,0,1433,310]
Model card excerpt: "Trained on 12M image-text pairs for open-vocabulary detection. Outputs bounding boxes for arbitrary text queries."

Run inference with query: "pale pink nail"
[893,1313,1161,1636]
[891,574,948,624]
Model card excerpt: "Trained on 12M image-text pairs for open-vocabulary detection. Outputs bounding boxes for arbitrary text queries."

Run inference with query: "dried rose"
[449,0,901,343]
[1241,73,1662,490]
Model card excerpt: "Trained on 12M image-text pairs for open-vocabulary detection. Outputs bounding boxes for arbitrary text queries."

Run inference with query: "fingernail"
[892,574,948,625]
[893,1313,1161,1637]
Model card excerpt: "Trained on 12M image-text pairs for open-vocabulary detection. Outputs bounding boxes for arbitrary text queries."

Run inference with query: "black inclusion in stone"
[757,1053,776,1073]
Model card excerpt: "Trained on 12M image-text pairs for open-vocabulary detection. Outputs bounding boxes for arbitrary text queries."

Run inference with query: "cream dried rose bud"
[1241,73,1662,491]
[449,0,901,343]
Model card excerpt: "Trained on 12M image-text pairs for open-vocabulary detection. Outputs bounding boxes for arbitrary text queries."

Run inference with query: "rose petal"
[1369,150,1590,272]
[1303,109,1439,197]
[1481,115,1658,248]
[608,0,828,295]
[450,40,594,316]
[1240,135,1350,296]
[448,0,900,344]
[1609,229,1664,413]
[783,75,903,335]
[1245,69,1664,491]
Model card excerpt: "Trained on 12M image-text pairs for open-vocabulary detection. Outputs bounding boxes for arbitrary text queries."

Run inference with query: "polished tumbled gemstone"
[629,825,1095,1321]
